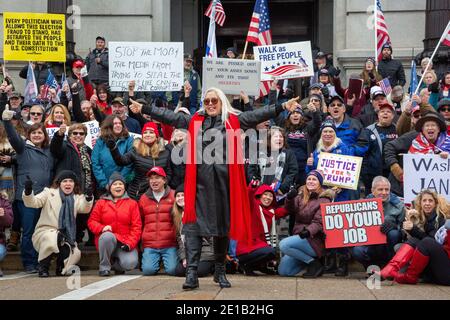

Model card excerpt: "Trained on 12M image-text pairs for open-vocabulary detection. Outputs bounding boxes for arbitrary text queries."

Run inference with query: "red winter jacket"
[0,196,13,246]
[88,195,142,250]
[139,187,177,249]
[236,184,288,256]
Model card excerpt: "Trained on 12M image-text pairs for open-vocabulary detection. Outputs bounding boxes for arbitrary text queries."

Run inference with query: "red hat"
[146,166,166,178]
[142,122,159,138]
[379,103,395,112]
[72,59,85,68]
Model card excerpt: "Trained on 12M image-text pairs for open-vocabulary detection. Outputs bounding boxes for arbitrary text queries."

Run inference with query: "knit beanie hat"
[175,184,184,197]
[108,172,125,189]
[142,121,159,138]
[56,170,78,184]
[307,170,324,186]
[320,117,337,134]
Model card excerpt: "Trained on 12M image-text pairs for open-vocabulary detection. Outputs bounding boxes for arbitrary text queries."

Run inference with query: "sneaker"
[25,266,38,274]
[99,270,110,277]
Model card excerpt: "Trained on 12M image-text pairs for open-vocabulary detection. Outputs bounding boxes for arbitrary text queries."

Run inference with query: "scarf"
[409,133,450,154]
[72,142,93,191]
[258,151,286,192]
[259,206,277,248]
[183,113,252,245]
[58,189,76,247]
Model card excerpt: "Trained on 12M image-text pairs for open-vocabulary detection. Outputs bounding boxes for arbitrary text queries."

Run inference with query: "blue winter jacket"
[336,115,369,157]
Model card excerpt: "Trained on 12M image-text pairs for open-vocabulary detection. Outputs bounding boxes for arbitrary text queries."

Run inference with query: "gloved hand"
[321,86,330,99]
[105,139,116,150]
[85,187,93,202]
[250,176,260,188]
[428,81,439,93]
[24,175,33,195]
[2,104,15,121]
[390,163,404,183]
[380,220,396,234]
[334,67,341,77]
[286,185,298,200]
[299,228,310,239]
[121,244,130,252]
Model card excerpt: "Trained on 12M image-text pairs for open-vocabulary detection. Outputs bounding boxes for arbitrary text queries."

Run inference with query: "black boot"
[302,259,324,279]
[38,255,53,278]
[213,237,231,288]
[323,251,337,274]
[335,253,349,277]
[182,235,202,290]
[56,242,71,276]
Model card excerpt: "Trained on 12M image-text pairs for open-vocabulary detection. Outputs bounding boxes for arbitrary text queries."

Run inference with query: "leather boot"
[323,251,337,274]
[7,231,20,252]
[56,242,71,276]
[302,259,324,279]
[380,244,414,280]
[182,235,202,290]
[38,255,53,278]
[335,253,349,277]
[213,237,231,288]
[395,249,429,284]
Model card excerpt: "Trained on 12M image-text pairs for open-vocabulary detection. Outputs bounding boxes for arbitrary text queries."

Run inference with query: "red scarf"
[183,113,252,245]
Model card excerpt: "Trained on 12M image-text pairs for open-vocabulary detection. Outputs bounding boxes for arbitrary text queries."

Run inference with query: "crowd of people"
[0,37,449,290]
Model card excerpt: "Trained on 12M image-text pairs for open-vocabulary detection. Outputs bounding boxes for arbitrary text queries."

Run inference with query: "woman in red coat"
[88,172,142,276]
[278,170,333,278]
[236,183,288,276]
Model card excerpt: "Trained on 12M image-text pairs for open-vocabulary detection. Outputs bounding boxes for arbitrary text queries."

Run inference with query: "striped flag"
[205,0,226,27]
[442,21,450,46]
[378,77,392,96]
[246,0,272,97]
[375,0,391,62]
[23,62,38,104]
[205,0,218,58]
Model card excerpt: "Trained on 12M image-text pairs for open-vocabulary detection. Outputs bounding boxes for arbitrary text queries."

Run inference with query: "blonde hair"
[413,189,450,229]
[316,135,342,152]
[172,201,183,235]
[44,104,72,127]
[201,87,241,124]
[423,70,437,84]
[133,137,163,159]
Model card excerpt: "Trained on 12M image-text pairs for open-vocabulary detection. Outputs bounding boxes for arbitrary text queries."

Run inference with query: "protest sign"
[3,12,66,62]
[403,154,450,204]
[46,120,100,149]
[317,153,362,190]
[129,132,142,140]
[253,41,314,81]
[321,199,386,249]
[109,42,183,92]
[46,126,62,141]
[202,57,261,96]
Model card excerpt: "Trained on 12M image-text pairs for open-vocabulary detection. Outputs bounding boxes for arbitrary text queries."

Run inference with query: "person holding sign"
[3,106,54,273]
[44,104,72,129]
[379,190,450,282]
[278,170,333,278]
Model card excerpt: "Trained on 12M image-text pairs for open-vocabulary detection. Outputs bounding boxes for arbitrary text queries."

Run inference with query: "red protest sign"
[321,198,387,249]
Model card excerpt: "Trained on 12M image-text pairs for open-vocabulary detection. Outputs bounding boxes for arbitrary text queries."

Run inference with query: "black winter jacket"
[378,57,406,87]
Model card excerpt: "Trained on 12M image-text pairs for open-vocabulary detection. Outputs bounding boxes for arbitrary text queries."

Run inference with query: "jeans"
[0,244,6,262]
[142,247,178,276]
[352,229,402,268]
[98,232,139,272]
[237,246,276,269]
[278,235,317,277]
[16,201,40,270]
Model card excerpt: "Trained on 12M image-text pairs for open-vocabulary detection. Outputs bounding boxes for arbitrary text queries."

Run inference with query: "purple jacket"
[0,197,13,245]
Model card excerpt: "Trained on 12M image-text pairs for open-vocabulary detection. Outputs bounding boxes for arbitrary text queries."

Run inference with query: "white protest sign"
[403,154,450,204]
[109,42,184,92]
[202,57,261,96]
[253,41,314,81]
[83,120,100,149]
[317,153,363,190]
[129,132,142,140]
[46,127,61,141]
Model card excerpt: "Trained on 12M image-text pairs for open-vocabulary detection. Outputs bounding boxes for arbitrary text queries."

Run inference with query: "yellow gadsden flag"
[3,12,66,62]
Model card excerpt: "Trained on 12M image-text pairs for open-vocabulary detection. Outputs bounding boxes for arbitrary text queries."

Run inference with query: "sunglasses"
[329,103,343,108]
[203,98,219,106]
[30,112,43,116]
[71,131,86,136]
[440,107,450,112]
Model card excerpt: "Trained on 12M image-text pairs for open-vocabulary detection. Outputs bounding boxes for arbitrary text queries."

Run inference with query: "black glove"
[321,86,330,99]
[286,185,298,200]
[85,188,93,202]
[428,81,439,93]
[105,139,116,150]
[250,176,260,188]
[368,72,375,80]
[24,175,33,195]
[380,221,396,235]
[299,228,310,239]
[334,67,341,77]
[121,244,130,252]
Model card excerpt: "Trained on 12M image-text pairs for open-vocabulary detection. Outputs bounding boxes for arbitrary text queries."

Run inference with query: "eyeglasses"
[329,103,343,108]
[71,131,86,136]
[203,98,219,106]
[310,99,320,103]
[440,107,450,112]
[30,112,43,116]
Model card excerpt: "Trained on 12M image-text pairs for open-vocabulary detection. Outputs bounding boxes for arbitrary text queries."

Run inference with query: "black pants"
[76,214,94,244]
[238,246,276,269]
[175,261,214,277]
[417,238,450,286]
[11,200,21,232]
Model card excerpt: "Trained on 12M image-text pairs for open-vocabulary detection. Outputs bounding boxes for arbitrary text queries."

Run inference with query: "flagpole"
[374,0,378,70]
[242,41,249,60]
[414,20,450,95]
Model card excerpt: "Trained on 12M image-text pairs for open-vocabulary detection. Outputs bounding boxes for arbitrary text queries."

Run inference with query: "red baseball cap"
[142,122,159,138]
[146,166,166,178]
[72,59,85,68]
[379,103,395,112]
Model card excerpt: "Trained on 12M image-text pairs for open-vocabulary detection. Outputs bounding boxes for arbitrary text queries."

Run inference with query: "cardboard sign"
[202,57,261,96]
[403,154,450,204]
[3,12,66,62]
[317,153,362,190]
[321,199,386,249]
[253,41,314,81]
[109,41,184,92]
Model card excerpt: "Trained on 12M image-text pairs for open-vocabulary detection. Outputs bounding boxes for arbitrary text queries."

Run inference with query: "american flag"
[205,0,226,27]
[246,0,272,97]
[378,78,392,96]
[375,0,391,62]
[443,21,450,47]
